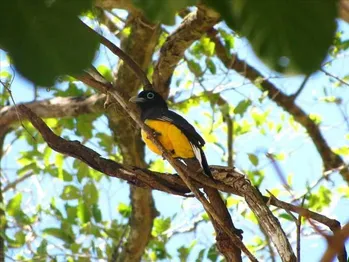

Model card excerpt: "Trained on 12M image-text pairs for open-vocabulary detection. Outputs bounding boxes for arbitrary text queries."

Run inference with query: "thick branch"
[105,14,160,262]
[153,6,220,97]
[19,104,347,260]
[208,28,349,183]
[78,27,290,261]
[0,129,10,262]
[95,0,138,12]
[20,103,348,262]
[0,94,104,127]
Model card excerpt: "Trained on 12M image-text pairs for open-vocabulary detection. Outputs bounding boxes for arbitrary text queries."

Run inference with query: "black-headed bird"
[129,90,211,176]
[130,90,242,239]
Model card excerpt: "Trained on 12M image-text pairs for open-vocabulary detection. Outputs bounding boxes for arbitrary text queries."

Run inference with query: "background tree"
[1,0,349,261]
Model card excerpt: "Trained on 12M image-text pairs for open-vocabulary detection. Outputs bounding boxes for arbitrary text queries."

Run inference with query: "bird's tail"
[200,148,212,177]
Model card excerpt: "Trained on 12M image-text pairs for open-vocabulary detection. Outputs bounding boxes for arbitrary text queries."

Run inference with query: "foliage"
[1,1,349,262]
[0,0,99,86]
[0,0,339,87]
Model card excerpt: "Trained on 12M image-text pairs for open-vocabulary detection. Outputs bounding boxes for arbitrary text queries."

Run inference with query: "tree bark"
[105,13,161,262]
[0,128,10,262]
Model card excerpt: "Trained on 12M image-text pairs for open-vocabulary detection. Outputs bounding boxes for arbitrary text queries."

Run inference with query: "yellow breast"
[142,120,194,159]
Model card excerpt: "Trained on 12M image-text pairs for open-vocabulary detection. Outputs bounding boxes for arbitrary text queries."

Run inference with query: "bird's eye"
[146,92,155,99]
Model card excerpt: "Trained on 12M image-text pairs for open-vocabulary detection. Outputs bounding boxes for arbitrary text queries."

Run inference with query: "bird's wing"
[144,108,211,176]
[145,108,205,147]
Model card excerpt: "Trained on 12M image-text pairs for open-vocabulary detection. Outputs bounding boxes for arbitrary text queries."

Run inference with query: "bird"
[130,89,243,240]
[129,90,211,177]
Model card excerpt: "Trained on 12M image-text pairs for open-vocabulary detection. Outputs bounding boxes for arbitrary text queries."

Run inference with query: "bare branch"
[105,14,160,262]
[0,94,105,127]
[153,6,220,97]
[95,0,138,12]
[321,222,349,262]
[82,21,152,90]
[208,28,349,183]
[19,104,347,261]
[2,171,36,193]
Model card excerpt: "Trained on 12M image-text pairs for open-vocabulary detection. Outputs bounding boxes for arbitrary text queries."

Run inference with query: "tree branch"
[208,28,349,183]
[82,21,152,90]
[104,14,160,262]
[152,6,220,97]
[20,102,349,261]
[19,104,347,261]
[0,94,105,128]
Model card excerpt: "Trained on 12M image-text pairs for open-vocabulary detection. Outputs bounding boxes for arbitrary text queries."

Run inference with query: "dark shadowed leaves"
[0,0,99,86]
[231,0,337,74]
[132,0,198,24]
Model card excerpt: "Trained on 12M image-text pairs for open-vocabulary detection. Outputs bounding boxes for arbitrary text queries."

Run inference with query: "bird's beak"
[129,96,145,103]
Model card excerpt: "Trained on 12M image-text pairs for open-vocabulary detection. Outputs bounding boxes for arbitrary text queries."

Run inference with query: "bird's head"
[129,90,168,111]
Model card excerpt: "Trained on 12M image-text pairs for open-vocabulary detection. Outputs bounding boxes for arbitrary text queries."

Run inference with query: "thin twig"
[3,171,35,193]
[0,80,35,141]
[321,68,349,87]
[291,75,311,100]
[81,21,152,90]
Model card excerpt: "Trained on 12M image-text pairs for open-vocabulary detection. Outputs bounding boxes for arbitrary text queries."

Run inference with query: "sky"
[1,11,349,262]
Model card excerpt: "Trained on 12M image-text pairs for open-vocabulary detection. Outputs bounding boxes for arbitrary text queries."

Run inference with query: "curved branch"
[105,14,160,262]
[95,0,138,12]
[208,28,349,183]
[83,22,152,90]
[153,6,220,97]
[20,103,348,262]
[0,94,105,127]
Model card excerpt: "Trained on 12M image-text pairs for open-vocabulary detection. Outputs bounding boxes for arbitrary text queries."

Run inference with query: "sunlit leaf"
[61,185,80,200]
[83,182,99,205]
[153,217,171,236]
[248,153,259,166]
[118,203,131,218]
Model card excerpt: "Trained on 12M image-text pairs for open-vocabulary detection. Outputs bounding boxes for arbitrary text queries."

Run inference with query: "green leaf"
[196,249,206,262]
[333,146,349,156]
[207,244,218,262]
[248,153,259,166]
[55,154,66,180]
[206,58,217,74]
[153,217,171,236]
[0,0,99,86]
[83,182,99,205]
[65,204,77,223]
[231,0,337,74]
[309,113,322,125]
[92,204,102,223]
[77,200,90,224]
[187,59,203,77]
[75,161,90,183]
[218,28,235,54]
[43,227,72,243]
[279,213,294,221]
[97,65,113,82]
[96,132,113,153]
[6,193,22,216]
[306,186,332,212]
[178,241,196,262]
[117,203,131,218]
[60,185,80,200]
[14,231,26,247]
[251,108,269,127]
[234,100,251,116]
[132,0,198,25]
[37,239,48,255]
[226,196,240,208]
[76,115,96,139]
